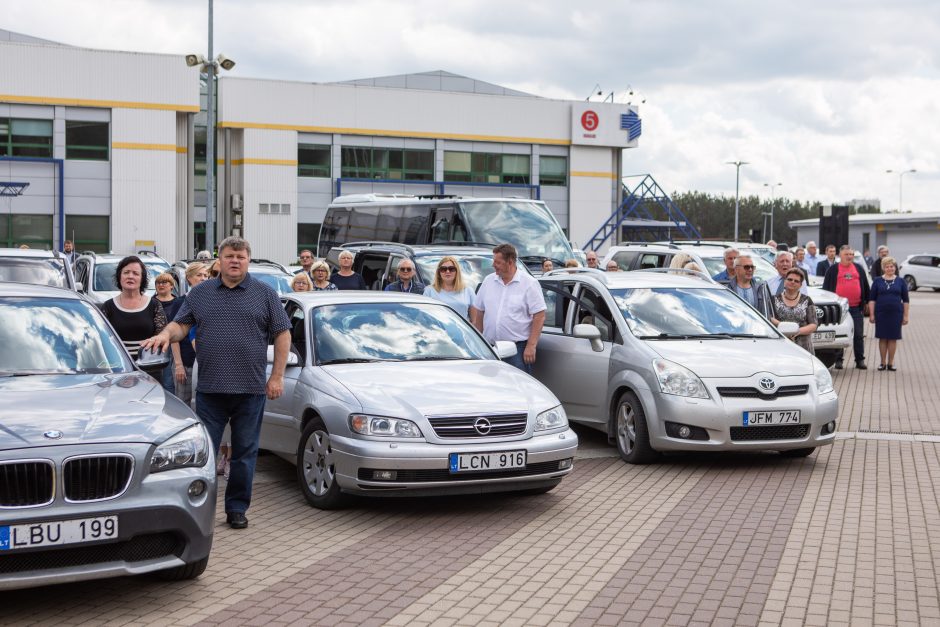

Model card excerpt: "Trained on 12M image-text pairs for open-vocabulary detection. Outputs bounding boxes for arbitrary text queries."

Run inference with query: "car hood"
[648,340,814,378]
[0,373,198,450]
[320,360,559,417]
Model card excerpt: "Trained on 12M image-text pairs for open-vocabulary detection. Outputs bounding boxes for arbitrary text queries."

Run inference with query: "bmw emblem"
[43,430,63,440]
[473,417,492,435]
[758,377,776,392]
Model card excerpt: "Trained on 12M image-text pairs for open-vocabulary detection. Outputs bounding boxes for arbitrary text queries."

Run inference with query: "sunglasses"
[399,267,414,272]
[156,280,172,285]
[738,265,755,270]
[439,266,457,273]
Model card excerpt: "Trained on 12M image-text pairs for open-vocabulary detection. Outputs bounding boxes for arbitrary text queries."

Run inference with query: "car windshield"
[312,302,494,364]
[610,287,779,338]
[699,257,727,277]
[459,200,573,264]
[413,254,527,291]
[0,297,132,375]
[252,271,294,295]
[93,261,168,293]
[0,257,68,287]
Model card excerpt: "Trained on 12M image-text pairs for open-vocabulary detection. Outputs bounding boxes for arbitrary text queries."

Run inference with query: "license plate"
[812,331,835,342]
[449,450,526,473]
[742,410,802,426]
[0,516,118,551]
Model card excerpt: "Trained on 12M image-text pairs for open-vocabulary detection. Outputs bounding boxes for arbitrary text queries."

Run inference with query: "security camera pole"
[205,0,215,255]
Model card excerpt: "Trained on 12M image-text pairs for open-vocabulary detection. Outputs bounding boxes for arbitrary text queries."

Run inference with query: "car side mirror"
[573,323,604,352]
[777,321,800,338]
[493,340,517,360]
[136,346,171,378]
[74,281,84,292]
[267,345,299,366]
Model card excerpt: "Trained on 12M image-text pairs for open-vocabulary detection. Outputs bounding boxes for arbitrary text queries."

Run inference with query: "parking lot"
[3,291,940,626]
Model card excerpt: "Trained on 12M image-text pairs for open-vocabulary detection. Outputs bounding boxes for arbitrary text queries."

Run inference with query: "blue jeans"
[195,392,267,515]
[840,305,866,363]
[160,363,176,394]
[502,340,532,374]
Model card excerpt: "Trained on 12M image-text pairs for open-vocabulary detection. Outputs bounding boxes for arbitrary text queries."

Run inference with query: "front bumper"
[330,428,578,497]
[813,314,854,351]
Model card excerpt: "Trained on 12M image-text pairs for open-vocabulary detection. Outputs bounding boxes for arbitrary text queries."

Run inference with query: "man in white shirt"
[766,251,809,296]
[803,241,821,275]
[470,244,546,373]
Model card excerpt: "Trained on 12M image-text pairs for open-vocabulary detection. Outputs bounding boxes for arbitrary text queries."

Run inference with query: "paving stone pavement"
[2,292,939,626]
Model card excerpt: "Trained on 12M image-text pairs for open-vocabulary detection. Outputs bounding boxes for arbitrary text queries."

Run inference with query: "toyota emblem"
[758,377,776,392]
[473,417,492,435]
[43,430,63,440]
[815,306,825,320]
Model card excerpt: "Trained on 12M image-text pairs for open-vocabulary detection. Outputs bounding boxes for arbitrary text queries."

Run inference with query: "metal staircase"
[584,174,700,250]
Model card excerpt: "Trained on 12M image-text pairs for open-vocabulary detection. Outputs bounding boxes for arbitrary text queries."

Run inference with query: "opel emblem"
[473,417,492,435]
[43,430,63,440]
[758,377,776,392]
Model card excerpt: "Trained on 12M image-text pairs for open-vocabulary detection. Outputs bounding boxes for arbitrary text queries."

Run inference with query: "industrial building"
[789,212,940,261]
[0,29,640,263]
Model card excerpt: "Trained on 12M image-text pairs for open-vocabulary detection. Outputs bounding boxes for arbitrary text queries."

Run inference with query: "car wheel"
[156,556,209,581]
[815,351,837,368]
[904,275,917,291]
[613,391,659,464]
[297,418,347,510]
[933,287,940,293]
[780,447,815,458]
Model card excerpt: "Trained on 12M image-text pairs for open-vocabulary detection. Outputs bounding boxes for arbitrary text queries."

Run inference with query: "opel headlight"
[535,405,568,431]
[150,424,210,473]
[349,414,422,438]
[652,358,710,399]
[814,358,834,394]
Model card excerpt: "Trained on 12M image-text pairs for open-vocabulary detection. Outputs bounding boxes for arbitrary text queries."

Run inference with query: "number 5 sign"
[581,110,599,131]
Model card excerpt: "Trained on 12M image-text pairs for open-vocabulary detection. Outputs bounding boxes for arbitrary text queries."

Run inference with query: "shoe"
[856,361,867,370]
[887,365,897,372]
[226,512,248,529]
[877,364,886,371]
[834,361,844,370]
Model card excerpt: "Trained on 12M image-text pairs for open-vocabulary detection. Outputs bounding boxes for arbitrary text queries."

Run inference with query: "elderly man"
[296,249,315,278]
[470,243,546,373]
[804,241,821,274]
[794,247,813,276]
[766,251,809,296]
[585,250,601,270]
[384,259,425,293]
[816,244,838,277]
[823,245,870,369]
[712,247,739,282]
[727,255,771,317]
[871,245,890,278]
[606,260,620,272]
[142,236,292,529]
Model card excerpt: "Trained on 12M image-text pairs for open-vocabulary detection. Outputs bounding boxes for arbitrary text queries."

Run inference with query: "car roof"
[0,248,64,259]
[0,281,83,298]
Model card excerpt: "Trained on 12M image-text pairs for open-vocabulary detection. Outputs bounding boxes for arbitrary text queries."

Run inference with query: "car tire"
[933,287,940,293]
[780,447,815,458]
[613,391,659,464]
[297,418,347,510]
[904,275,917,291]
[156,556,209,581]
[815,351,838,368]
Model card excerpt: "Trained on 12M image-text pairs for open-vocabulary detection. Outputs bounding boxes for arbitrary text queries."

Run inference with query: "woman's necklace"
[884,275,896,289]
[783,291,800,303]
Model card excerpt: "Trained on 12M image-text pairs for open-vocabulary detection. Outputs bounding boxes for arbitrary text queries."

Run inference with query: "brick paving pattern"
[2,291,939,626]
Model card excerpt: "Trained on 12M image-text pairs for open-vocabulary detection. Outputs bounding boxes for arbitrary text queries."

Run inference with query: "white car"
[899,254,940,291]
[259,291,578,509]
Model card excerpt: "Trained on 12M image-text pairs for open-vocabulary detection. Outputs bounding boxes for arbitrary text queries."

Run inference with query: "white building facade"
[789,212,940,262]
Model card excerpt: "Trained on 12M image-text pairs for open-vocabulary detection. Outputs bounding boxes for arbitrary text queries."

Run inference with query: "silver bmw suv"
[532,269,838,463]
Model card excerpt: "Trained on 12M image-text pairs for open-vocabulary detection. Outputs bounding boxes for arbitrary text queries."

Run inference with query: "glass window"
[298,223,321,255]
[2,214,53,249]
[443,151,471,181]
[444,151,529,184]
[539,156,567,186]
[10,119,53,158]
[348,205,380,241]
[340,147,372,178]
[0,120,8,156]
[298,144,330,178]
[194,126,207,192]
[64,215,109,253]
[459,200,573,263]
[0,257,68,288]
[66,121,109,161]
[402,149,432,181]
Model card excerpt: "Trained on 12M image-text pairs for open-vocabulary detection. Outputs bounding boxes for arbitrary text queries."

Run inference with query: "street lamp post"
[727,161,749,241]
[763,182,782,241]
[885,169,916,212]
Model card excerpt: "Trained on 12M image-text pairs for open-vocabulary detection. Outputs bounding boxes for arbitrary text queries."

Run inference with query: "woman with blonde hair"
[291,272,313,292]
[669,252,695,270]
[310,260,338,291]
[423,256,475,319]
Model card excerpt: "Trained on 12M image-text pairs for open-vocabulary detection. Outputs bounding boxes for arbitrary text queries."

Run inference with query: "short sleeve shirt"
[174,274,291,395]
[472,271,546,343]
[834,263,862,306]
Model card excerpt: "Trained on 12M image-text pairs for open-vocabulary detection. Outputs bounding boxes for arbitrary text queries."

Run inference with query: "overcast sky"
[8,0,940,211]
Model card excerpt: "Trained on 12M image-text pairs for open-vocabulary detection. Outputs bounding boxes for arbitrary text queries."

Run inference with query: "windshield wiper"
[406,356,471,361]
[0,369,71,377]
[638,333,734,340]
[318,357,383,365]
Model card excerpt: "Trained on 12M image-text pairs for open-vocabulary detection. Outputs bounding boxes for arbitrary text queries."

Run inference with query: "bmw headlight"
[349,414,422,438]
[652,359,710,399]
[150,424,210,473]
[535,405,568,431]
[814,358,834,394]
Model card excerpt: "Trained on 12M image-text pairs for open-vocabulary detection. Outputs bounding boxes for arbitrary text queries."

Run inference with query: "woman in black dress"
[101,256,167,360]
[869,256,910,371]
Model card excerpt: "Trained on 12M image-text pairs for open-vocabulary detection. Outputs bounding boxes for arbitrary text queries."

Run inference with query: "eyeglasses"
[156,280,172,285]
[439,266,457,273]
[300,255,312,260]
[399,267,414,273]
[315,268,328,272]
[785,277,803,283]
[738,265,755,270]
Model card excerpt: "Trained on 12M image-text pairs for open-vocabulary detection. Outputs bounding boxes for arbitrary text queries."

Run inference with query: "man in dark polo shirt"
[143,236,291,529]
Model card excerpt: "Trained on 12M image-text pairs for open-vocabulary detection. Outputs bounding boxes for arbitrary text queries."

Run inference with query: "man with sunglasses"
[727,255,772,318]
[384,259,425,293]
[296,249,315,279]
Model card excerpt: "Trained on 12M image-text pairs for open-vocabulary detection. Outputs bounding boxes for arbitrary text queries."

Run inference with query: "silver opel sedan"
[260,291,577,509]
[533,269,839,463]
[0,283,215,591]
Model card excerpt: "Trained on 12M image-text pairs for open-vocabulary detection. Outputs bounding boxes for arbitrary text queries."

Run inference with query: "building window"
[0,214,53,248]
[64,215,110,253]
[194,126,207,192]
[66,121,109,161]
[340,147,433,181]
[539,156,568,186]
[443,151,530,185]
[298,144,331,178]
[1,119,53,158]
[298,223,321,257]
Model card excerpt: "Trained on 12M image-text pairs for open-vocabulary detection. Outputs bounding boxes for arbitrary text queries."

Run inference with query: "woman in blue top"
[423,256,476,320]
[869,256,910,371]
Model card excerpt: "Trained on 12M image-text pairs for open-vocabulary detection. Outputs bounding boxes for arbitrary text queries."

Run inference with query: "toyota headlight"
[535,405,568,431]
[814,358,834,394]
[150,424,210,473]
[652,358,710,399]
[839,298,849,322]
[349,414,422,438]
